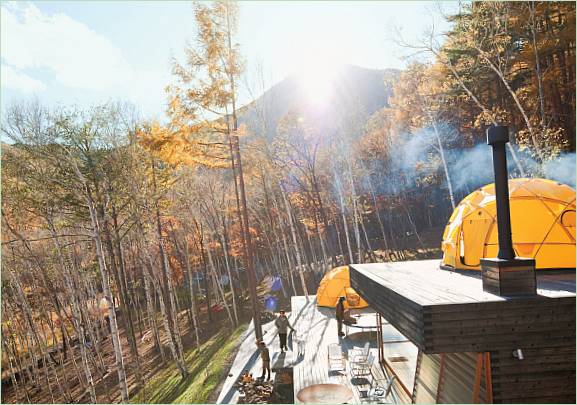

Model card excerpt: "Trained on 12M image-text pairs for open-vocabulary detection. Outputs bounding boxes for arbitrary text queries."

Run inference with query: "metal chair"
[327,343,345,372]
[350,351,375,380]
[350,341,370,363]
[364,375,396,403]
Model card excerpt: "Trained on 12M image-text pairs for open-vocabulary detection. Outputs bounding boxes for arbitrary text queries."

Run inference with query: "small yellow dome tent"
[441,178,576,270]
[317,266,369,308]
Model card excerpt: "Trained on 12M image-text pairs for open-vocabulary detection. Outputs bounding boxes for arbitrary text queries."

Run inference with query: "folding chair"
[327,343,345,372]
[350,352,375,380]
[364,375,396,403]
[350,341,370,363]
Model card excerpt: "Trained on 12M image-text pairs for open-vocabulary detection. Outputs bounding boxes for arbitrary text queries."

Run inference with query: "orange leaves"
[225,221,258,258]
[137,120,229,168]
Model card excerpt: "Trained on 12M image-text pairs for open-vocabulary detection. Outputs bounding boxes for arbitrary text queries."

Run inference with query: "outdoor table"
[345,312,378,336]
[296,383,353,404]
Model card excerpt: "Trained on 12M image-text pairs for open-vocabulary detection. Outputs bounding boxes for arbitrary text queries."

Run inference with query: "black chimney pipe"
[487,126,515,260]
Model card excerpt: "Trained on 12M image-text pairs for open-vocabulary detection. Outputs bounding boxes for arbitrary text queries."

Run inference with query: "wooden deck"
[290,296,408,404]
[350,260,576,353]
[218,295,416,403]
[216,315,291,404]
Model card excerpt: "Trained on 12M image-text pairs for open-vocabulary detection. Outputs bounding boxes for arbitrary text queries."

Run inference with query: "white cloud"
[1,63,47,93]
[1,2,133,92]
[0,2,172,116]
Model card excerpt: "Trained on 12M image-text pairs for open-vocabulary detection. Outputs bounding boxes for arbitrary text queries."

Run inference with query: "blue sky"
[1,1,458,119]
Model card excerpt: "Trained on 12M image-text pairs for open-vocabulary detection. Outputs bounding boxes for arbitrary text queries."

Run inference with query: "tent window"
[561,210,576,228]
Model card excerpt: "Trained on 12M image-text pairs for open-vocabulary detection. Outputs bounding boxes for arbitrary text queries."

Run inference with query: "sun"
[292,50,343,107]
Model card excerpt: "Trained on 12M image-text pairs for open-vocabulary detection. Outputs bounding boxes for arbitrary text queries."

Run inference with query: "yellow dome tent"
[316,266,369,308]
[441,178,576,270]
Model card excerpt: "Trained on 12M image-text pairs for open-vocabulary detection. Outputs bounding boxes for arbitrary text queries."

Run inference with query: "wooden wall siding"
[350,261,576,354]
[423,297,576,353]
[412,351,489,404]
[480,260,537,296]
[412,351,440,403]
[442,352,488,403]
[490,346,576,403]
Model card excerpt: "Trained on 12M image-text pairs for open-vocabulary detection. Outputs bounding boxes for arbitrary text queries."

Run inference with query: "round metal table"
[296,383,354,404]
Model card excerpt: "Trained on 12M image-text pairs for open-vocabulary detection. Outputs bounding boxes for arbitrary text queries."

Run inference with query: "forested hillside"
[1,1,575,404]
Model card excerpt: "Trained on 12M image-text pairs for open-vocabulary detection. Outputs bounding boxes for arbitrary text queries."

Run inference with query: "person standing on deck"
[275,310,295,352]
[336,296,346,336]
[258,341,271,381]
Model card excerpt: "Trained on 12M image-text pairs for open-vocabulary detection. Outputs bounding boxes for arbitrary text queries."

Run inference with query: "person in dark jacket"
[274,310,295,352]
[258,341,271,381]
[336,296,346,336]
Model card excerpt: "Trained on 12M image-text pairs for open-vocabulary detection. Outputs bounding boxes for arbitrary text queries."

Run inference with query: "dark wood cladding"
[422,297,575,353]
[481,257,537,296]
[350,260,576,404]
[490,346,576,403]
[350,261,575,354]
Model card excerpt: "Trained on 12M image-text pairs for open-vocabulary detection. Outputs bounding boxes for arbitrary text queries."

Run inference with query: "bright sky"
[1,1,458,119]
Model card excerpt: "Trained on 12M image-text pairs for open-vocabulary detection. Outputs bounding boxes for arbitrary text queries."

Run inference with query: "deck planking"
[291,296,357,404]
[291,296,410,404]
[218,295,419,404]
[351,260,575,306]
[216,315,292,404]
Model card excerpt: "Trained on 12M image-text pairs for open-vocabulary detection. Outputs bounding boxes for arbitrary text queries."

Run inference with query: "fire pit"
[296,383,353,403]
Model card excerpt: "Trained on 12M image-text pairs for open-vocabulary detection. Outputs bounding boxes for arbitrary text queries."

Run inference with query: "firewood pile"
[234,374,273,404]
[260,311,276,324]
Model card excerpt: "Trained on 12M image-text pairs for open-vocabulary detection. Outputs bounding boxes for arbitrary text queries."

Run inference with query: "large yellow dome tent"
[316,266,369,308]
[441,178,576,271]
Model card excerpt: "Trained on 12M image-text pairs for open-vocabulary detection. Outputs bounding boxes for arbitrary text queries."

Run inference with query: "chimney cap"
[487,125,509,145]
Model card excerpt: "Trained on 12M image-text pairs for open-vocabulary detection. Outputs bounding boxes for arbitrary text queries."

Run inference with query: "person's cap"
[279,310,285,314]
[339,296,346,301]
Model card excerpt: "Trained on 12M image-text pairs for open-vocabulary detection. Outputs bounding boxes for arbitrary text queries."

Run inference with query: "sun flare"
[293,51,342,107]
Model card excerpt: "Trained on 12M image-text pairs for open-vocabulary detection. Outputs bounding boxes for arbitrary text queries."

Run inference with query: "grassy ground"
[130,323,247,404]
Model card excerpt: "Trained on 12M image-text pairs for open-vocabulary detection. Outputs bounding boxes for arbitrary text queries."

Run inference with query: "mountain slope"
[241,65,400,141]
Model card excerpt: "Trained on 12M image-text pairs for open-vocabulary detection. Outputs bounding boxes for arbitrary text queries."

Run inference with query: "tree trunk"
[280,183,309,297]
[143,262,164,362]
[219,226,239,326]
[184,241,201,348]
[159,242,187,372]
[145,254,188,378]
[87,199,129,402]
[66,159,129,402]
[204,239,235,328]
